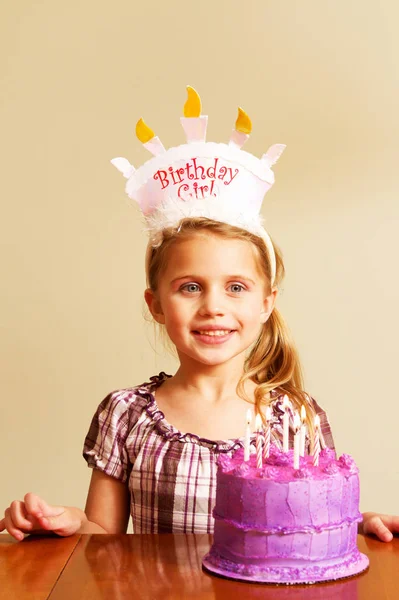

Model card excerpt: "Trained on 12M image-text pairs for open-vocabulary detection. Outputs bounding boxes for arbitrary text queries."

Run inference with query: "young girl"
[1,217,397,542]
[1,90,397,543]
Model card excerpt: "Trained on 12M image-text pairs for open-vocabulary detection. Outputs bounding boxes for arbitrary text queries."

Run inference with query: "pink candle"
[244,409,252,462]
[319,428,327,450]
[263,406,272,460]
[255,414,263,469]
[313,415,321,466]
[299,405,307,457]
[282,395,290,452]
[293,414,301,469]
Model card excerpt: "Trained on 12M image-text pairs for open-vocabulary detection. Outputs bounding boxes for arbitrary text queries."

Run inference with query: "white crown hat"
[111,86,285,285]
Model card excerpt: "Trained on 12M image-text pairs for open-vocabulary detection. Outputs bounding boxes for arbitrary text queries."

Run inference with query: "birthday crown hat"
[111,86,285,284]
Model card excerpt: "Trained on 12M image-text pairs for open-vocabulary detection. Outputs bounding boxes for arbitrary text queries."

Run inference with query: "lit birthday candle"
[136,117,166,156]
[293,414,301,470]
[282,395,290,452]
[244,409,252,462]
[229,107,252,149]
[255,413,263,469]
[313,415,321,466]
[263,406,272,461]
[180,85,208,143]
[299,405,307,457]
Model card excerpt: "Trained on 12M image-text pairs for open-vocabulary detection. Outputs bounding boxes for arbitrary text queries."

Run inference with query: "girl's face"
[145,233,276,370]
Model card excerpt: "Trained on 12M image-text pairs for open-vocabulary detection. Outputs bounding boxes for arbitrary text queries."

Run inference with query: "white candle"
[299,405,307,457]
[293,414,301,469]
[135,118,166,156]
[110,157,136,179]
[143,137,166,155]
[255,414,263,469]
[244,409,252,462]
[180,86,208,143]
[282,395,290,452]
[313,415,321,466]
[263,406,272,460]
[229,107,252,149]
[181,116,208,143]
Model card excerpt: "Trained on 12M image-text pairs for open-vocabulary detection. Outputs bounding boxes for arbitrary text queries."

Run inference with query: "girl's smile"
[191,329,236,345]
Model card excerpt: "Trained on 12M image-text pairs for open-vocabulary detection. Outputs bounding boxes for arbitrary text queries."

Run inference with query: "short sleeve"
[312,397,335,451]
[83,391,133,483]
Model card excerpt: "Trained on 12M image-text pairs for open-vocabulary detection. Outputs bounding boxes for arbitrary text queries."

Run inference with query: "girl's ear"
[260,310,269,324]
[261,287,278,323]
[144,288,165,324]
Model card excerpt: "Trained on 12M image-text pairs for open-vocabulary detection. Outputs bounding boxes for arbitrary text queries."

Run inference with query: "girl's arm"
[82,468,130,534]
[0,470,130,540]
[38,469,131,535]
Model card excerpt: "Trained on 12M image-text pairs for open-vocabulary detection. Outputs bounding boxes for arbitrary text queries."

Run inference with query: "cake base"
[202,549,369,585]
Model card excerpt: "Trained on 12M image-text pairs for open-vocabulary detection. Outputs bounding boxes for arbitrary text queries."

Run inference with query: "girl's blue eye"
[181,283,201,293]
[180,283,245,294]
[229,284,245,293]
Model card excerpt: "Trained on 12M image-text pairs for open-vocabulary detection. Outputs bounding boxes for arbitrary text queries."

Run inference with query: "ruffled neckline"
[132,372,253,453]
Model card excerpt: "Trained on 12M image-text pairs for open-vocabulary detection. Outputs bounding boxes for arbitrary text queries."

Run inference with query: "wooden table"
[0,533,398,599]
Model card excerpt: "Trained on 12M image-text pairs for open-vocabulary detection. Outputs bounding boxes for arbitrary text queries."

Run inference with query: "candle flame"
[255,413,262,431]
[314,414,321,428]
[235,107,252,134]
[301,405,306,423]
[282,394,290,409]
[246,408,252,425]
[136,118,155,144]
[183,85,201,118]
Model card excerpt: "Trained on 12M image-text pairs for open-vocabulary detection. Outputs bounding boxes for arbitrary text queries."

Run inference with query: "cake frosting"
[202,445,369,584]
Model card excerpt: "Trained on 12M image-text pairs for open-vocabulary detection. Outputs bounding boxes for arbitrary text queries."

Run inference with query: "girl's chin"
[179,348,245,368]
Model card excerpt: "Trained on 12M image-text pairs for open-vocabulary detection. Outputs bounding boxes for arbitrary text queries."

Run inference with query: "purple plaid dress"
[83,372,334,534]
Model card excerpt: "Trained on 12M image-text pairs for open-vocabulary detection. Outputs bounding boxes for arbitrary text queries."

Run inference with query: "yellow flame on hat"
[183,86,201,118]
[235,107,252,135]
[136,118,155,144]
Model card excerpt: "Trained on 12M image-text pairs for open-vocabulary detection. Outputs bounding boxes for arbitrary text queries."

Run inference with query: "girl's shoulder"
[95,372,171,421]
[107,371,171,402]
[83,373,173,481]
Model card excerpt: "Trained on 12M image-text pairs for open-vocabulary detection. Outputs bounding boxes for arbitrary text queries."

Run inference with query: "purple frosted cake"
[203,446,369,584]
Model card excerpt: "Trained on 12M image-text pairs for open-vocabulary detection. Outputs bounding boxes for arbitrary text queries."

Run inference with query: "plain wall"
[1,0,398,525]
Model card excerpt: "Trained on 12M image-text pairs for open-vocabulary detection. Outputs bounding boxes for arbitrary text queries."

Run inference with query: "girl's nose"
[198,291,225,317]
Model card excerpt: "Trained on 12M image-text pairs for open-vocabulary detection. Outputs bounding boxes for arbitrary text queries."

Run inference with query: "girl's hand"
[362,512,399,542]
[0,492,86,541]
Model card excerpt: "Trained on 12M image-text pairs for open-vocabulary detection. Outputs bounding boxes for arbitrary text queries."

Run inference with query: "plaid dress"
[83,372,334,534]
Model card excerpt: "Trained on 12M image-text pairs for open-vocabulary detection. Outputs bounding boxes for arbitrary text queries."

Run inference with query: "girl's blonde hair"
[146,217,315,431]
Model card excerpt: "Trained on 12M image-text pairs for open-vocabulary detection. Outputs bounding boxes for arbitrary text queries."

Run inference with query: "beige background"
[1,0,398,527]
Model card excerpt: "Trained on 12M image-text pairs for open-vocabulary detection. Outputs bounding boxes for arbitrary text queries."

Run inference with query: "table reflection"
[82,533,361,600]
[209,572,359,600]
[83,533,214,598]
